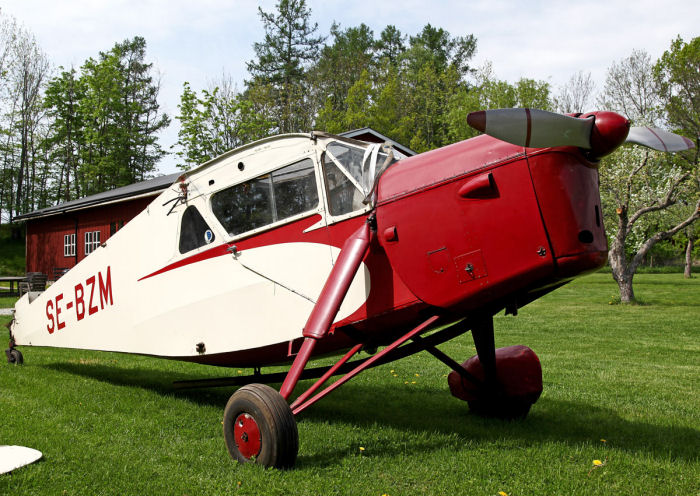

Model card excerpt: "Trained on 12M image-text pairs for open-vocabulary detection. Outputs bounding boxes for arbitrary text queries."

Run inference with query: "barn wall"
[26,196,155,279]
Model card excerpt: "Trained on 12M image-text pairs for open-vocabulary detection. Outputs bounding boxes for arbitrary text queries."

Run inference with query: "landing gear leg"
[472,315,497,391]
[5,337,23,365]
[222,221,373,469]
[465,315,537,419]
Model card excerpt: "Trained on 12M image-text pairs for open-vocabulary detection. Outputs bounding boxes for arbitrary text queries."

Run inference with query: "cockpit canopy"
[177,133,401,251]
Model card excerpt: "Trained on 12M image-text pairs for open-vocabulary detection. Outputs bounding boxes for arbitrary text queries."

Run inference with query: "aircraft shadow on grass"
[45,361,698,467]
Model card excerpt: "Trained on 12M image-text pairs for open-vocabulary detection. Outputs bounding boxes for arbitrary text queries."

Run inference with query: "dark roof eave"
[15,173,179,221]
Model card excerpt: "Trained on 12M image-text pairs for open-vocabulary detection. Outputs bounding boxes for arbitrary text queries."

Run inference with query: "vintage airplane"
[6,108,694,468]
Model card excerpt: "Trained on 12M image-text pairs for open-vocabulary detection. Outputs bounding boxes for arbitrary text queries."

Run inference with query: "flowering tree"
[598,47,699,302]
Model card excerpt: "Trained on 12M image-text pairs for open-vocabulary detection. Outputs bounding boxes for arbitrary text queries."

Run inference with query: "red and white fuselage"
[11,131,607,367]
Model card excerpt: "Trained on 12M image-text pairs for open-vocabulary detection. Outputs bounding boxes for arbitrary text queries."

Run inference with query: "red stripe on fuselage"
[138,214,329,282]
[138,244,230,281]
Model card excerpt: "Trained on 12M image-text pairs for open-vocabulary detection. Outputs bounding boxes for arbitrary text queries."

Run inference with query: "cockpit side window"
[179,205,215,253]
[326,143,365,185]
[211,158,318,237]
[322,141,398,216]
[323,153,365,216]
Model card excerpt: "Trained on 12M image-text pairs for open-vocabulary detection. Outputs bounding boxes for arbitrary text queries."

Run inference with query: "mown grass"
[1,273,698,495]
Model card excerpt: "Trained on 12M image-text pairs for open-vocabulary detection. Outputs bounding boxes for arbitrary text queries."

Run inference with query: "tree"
[683,225,698,278]
[246,0,324,133]
[0,12,50,220]
[445,62,553,144]
[392,25,477,152]
[309,22,478,153]
[555,71,595,113]
[43,67,85,202]
[653,36,700,277]
[310,23,376,133]
[50,36,170,196]
[406,24,476,79]
[174,76,275,170]
[598,48,699,302]
[375,25,406,64]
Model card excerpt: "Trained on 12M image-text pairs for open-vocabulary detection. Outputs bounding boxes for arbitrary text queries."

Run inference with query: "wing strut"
[279,219,373,400]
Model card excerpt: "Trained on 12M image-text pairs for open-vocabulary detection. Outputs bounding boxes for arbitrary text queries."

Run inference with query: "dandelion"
[359,447,365,452]
[499,492,508,496]
[415,373,420,377]
[404,381,409,384]
[600,439,607,443]
[390,369,395,373]
[237,370,242,374]
[411,381,416,384]
[588,458,607,476]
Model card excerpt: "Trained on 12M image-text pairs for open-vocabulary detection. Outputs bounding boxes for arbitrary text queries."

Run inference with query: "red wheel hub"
[234,413,261,459]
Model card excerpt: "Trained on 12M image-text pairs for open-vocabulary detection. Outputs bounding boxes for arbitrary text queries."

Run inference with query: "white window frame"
[63,233,76,257]
[84,231,101,255]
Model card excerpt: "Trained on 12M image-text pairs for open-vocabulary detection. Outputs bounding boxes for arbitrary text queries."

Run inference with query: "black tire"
[468,396,533,420]
[6,348,23,365]
[223,383,298,469]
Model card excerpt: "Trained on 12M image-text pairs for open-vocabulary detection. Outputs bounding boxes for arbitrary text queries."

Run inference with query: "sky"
[2,0,698,175]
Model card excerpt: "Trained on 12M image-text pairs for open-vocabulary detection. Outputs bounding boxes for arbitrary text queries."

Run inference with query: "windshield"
[322,141,397,216]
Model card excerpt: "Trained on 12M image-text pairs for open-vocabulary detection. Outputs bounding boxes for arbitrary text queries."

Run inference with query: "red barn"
[17,129,413,280]
[17,173,179,280]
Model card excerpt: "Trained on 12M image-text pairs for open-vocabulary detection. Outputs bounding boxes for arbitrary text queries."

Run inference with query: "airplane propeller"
[466,108,695,158]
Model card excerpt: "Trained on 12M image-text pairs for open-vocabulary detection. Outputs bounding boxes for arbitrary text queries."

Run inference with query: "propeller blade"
[467,108,594,149]
[625,126,695,152]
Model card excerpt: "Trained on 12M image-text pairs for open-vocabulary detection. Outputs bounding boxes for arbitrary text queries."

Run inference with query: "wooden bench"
[19,272,48,296]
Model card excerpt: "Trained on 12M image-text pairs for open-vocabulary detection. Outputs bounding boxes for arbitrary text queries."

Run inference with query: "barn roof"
[15,173,181,221]
[16,128,414,222]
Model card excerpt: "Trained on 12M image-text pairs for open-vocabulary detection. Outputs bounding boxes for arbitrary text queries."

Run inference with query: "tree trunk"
[611,257,636,303]
[685,233,694,279]
[609,211,636,304]
[617,276,635,302]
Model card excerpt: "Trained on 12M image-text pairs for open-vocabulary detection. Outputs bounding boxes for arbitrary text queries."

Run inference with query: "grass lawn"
[1,273,698,495]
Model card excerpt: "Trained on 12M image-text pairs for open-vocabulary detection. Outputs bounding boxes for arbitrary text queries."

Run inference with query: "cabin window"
[179,205,215,253]
[323,143,366,216]
[211,158,318,236]
[84,231,100,255]
[63,234,76,257]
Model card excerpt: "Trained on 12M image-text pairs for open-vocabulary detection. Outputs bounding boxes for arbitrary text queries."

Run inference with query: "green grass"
[1,273,698,495]
[0,296,19,309]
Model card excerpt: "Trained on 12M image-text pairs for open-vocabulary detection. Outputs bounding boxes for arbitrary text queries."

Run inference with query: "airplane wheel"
[223,383,298,469]
[6,349,23,365]
[467,397,532,420]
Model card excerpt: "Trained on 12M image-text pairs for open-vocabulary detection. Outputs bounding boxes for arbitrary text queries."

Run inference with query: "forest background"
[0,1,697,300]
